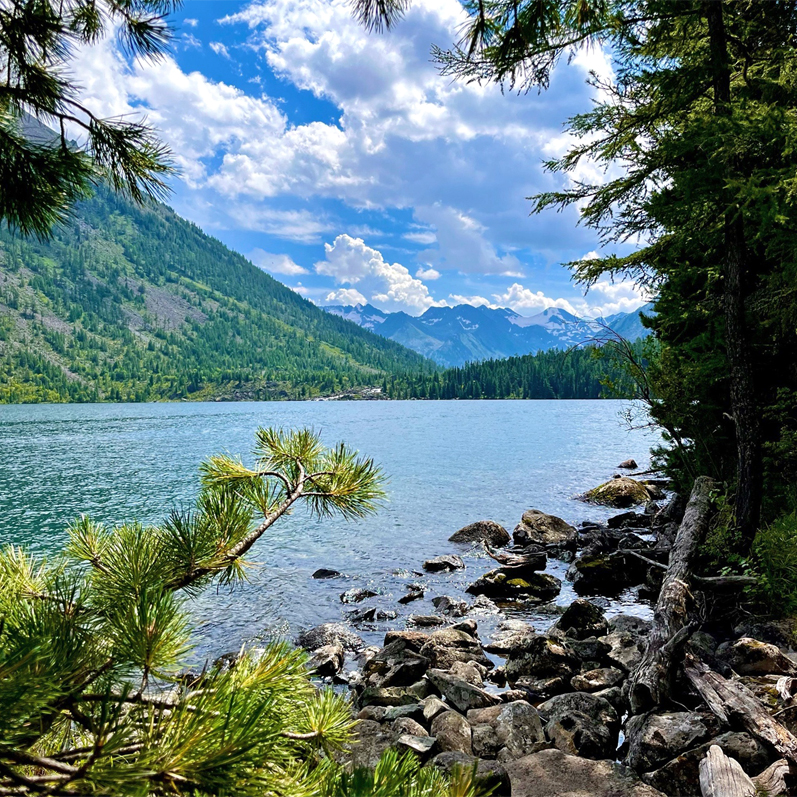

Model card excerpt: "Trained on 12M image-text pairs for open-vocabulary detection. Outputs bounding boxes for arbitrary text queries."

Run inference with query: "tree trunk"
[705,0,762,547]
[628,476,716,714]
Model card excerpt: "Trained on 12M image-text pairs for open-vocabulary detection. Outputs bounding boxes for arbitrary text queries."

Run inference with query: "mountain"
[0,186,432,403]
[325,302,653,367]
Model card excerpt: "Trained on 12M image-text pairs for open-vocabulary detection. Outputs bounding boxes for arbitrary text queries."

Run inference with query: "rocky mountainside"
[325,302,654,367]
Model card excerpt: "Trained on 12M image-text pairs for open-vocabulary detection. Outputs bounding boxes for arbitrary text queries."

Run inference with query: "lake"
[0,399,661,660]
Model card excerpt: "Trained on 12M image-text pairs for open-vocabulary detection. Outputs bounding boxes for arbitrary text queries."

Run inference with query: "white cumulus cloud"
[416,266,440,280]
[249,249,308,275]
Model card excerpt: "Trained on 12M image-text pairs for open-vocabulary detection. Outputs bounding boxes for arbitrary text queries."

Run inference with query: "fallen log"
[685,655,797,765]
[628,475,716,713]
[698,745,755,797]
[753,759,790,796]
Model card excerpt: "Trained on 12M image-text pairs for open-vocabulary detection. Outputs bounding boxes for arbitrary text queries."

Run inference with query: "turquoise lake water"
[0,399,661,659]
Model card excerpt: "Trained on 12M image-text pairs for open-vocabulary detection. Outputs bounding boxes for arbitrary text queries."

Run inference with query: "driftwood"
[628,476,717,713]
[685,655,797,766]
[754,759,791,796]
[699,745,755,797]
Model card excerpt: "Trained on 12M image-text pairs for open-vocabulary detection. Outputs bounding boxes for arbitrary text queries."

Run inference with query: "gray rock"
[432,595,470,617]
[568,635,613,664]
[297,622,363,652]
[384,703,425,724]
[359,686,426,708]
[449,520,511,546]
[395,734,437,757]
[466,568,561,601]
[494,701,546,760]
[383,630,431,653]
[423,554,465,572]
[505,634,581,684]
[595,685,627,715]
[308,643,344,677]
[421,696,448,723]
[484,620,536,654]
[348,720,392,768]
[449,660,485,686]
[431,710,472,755]
[551,598,609,640]
[618,459,638,470]
[604,631,646,672]
[419,627,492,670]
[426,668,500,713]
[391,716,428,739]
[609,614,653,635]
[357,705,387,722]
[513,675,570,700]
[716,637,797,676]
[409,614,446,627]
[582,476,653,508]
[513,509,578,551]
[625,712,716,772]
[468,595,501,615]
[398,587,424,604]
[539,692,619,760]
[571,666,625,692]
[642,732,772,796]
[568,553,630,596]
[472,723,502,758]
[340,587,378,604]
[362,639,430,688]
[505,749,666,797]
[432,753,511,795]
[312,568,341,579]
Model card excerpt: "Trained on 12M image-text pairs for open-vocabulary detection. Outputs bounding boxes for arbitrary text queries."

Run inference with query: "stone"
[340,587,378,604]
[296,623,363,652]
[733,619,797,650]
[505,634,581,684]
[466,568,561,601]
[609,614,653,636]
[571,667,625,692]
[308,643,344,677]
[513,675,570,700]
[469,595,500,615]
[432,753,511,795]
[513,509,578,550]
[431,710,472,755]
[432,595,469,617]
[357,705,387,722]
[494,701,546,760]
[450,619,478,635]
[642,732,772,796]
[395,734,437,757]
[625,712,716,772]
[421,696,448,723]
[566,635,612,664]
[408,615,446,627]
[505,749,666,797]
[426,668,500,713]
[391,716,428,739]
[348,720,393,768]
[347,606,377,624]
[362,639,430,688]
[582,476,653,508]
[398,587,424,604]
[449,520,511,546]
[359,686,425,708]
[551,598,609,640]
[716,637,797,676]
[419,627,492,670]
[384,703,425,723]
[619,458,638,470]
[608,511,650,529]
[595,686,627,716]
[449,660,485,686]
[383,630,431,653]
[568,553,630,596]
[472,722,502,758]
[423,554,466,572]
[604,631,646,672]
[312,568,341,579]
[538,692,619,760]
[484,620,536,654]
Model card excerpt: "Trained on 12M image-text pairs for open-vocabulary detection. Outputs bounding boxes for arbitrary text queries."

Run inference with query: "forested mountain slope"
[0,187,432,402]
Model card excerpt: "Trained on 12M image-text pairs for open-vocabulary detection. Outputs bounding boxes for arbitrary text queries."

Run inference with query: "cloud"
[183,18,199,27]
[415,266,440,280]
[583,278,651,317]
[448,294,496,308]
[210,42,232,59]
[404,231,436,245]
[325,287,368,306]
[249,249,308,275]
[228,206,334,243]
[491,284,579,315]
[316,234,440,313]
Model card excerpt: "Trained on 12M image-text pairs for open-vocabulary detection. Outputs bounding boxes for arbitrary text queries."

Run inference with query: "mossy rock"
[581,476,651,508]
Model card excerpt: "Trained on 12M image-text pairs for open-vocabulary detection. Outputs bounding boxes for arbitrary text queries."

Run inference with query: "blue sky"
[71,0,647,318]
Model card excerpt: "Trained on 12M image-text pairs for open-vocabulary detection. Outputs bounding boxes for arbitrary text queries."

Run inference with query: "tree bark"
[628,476,716,714]
[699,745,755,797]
[705,0,762,546]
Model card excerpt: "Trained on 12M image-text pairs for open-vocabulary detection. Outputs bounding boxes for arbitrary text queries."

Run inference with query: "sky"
[70,0,648,319]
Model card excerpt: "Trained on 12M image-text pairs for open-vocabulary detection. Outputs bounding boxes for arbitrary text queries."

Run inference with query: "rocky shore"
[293,470,797,796]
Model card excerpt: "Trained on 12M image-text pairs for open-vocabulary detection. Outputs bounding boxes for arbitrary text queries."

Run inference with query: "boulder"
[384,703,425,724]
[423,554,465,573]
[395,734,437,758]
[732,618,797,650]
[449,520,511,546]
[426,668,500,713]
[296,623,363,652]
[340,587,377,604]
[609,614,653,636]
[348,720,393,768]
[391,716,428,740]
[539,692,619,760]
[408,614,446,627]
[595,686,627,716]
[432,595,469,617]
[513,675,570,700]
[419,627,492,670]
[431,710,472,755]
[312,568,341,579]
[642,732,772,796]
[494,701,546,760]
[568,553,633,596]
[551,598,609,640]
[603,631,646,673]
[359,685,427,708]
[357,705,387,722]
[608,511,651,530]
[466,568,561,601]
[619,458,638,470]
[505,749,666,797]
[625,712,716,772]
[513,509,578,550]
[398,586,424,604]
[571,667,625,692]
[308,643,344,677]
[582,476,652,508]
[471,722,502,758]
[383,630,431,653]
[421,696,448,723]
[432,752,511,795]
[449,660,485,686]
[505,634,581,684]
[362,639,430,688]
[484,620,537,654]
[716,637,797,676]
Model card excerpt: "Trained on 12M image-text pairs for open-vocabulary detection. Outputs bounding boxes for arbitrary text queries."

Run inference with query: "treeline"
[0,185,431,403]
[382,343,647,400]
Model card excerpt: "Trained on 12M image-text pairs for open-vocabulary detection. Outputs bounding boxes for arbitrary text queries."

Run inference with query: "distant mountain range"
[324,302,653,367]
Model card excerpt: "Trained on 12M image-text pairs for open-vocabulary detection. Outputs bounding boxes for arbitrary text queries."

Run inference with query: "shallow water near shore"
[0,399,661,661]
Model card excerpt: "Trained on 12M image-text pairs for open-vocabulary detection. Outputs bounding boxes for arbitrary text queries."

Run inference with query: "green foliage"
[0,185,432,402]
[1,2,176,236]
[750,511,797,617]
[384,340,650,400]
